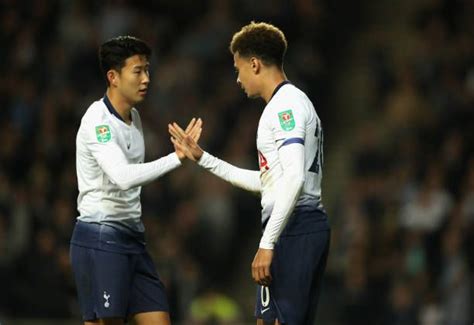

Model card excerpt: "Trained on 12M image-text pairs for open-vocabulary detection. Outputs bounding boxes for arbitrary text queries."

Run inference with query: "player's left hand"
[169,119,204,161]
[169,118,202,161]
[252,248,273,286]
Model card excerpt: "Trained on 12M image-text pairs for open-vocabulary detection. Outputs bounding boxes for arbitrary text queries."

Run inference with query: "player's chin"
[135,93,147,102]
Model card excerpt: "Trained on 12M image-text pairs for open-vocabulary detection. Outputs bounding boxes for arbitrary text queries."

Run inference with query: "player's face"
[115,54,150,105]
[233,52,259,98]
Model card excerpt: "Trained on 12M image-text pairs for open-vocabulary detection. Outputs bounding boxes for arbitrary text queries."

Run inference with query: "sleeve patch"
[95,125,111,143]
[278,109,295,131]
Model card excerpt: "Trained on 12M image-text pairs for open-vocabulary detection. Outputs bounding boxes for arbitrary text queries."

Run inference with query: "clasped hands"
[168,118,204,161]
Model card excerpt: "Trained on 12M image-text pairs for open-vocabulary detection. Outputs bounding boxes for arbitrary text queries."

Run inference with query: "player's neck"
[106,88,133,125]
[261,70,287,103]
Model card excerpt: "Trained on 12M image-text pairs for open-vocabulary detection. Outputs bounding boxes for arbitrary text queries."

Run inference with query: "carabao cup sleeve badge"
[95,125,111,143]
[278,110,295,131]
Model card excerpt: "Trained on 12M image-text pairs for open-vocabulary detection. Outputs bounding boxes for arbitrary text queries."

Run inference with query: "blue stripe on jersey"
[279,137,304,149]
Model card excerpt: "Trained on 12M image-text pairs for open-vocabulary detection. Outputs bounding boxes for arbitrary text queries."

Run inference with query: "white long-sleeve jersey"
[198,82,324,249]
[76,96,181,233]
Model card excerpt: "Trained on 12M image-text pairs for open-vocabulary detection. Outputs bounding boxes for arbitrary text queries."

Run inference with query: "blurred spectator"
[384,278,418,325]
[188,288,242,325]
[439,226,470,324]
[400,162,453,233]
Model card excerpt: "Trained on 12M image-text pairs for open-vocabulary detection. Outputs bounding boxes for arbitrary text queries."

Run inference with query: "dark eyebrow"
[133,64,149,70]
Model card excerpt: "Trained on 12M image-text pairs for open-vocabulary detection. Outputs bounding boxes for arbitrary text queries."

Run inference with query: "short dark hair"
[99,36,151,86]
[230,22,287,68]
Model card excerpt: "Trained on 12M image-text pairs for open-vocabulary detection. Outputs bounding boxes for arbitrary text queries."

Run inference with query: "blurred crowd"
[327,0,474,324]
[0,0,472,324]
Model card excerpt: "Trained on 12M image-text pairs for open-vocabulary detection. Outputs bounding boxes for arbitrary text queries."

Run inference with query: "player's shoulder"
[267,84,312,115]
[81,99,108,126]
[278,83,311,105]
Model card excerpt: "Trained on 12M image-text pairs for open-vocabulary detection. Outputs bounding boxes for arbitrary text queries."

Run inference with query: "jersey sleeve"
[82,119,181,190]
[259,141,305,249]
[197,151,261,193]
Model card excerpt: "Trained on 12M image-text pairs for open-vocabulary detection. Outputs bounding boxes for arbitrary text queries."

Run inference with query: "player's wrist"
[171,152,184,165]
[195,148,204,161]
[197,151,210,165]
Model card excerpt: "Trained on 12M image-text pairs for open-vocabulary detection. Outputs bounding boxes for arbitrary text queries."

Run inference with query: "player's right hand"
[252,248,273,286]
[168,119,204,161]
[184,117,202,143]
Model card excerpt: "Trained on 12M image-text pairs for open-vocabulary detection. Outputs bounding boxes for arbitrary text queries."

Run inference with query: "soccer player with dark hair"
[170,22,330,325]
[71,36,201,325]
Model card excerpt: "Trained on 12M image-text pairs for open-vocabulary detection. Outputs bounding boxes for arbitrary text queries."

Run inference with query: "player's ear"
[250,57,260,74]
[107,70,119,87]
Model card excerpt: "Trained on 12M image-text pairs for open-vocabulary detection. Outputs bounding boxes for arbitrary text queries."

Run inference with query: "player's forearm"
[259,143,305,249]
[259,173,304,249]
[197,151,261,192]
[103,153,181,190]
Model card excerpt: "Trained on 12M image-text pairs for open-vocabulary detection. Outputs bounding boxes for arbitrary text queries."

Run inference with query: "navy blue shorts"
[70,221,169,321]
[255,208,330,324]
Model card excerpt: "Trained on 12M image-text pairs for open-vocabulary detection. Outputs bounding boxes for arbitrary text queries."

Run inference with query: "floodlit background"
[0,0,473,324]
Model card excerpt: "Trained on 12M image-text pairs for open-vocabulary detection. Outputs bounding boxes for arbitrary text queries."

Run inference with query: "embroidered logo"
[103,291,111,308]
[96,125,111,143]
[278,110,295,131]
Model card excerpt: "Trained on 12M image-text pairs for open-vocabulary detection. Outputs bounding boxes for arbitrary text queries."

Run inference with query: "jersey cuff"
[259,240,274,250]
[197,151,212,167]
[170,152,183,167]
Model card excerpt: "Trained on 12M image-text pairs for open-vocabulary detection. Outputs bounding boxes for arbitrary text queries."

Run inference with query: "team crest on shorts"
[96,125,111,143]
[278,110,295,131]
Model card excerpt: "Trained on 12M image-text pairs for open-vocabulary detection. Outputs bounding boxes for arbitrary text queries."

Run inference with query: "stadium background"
[0,0,473,324]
